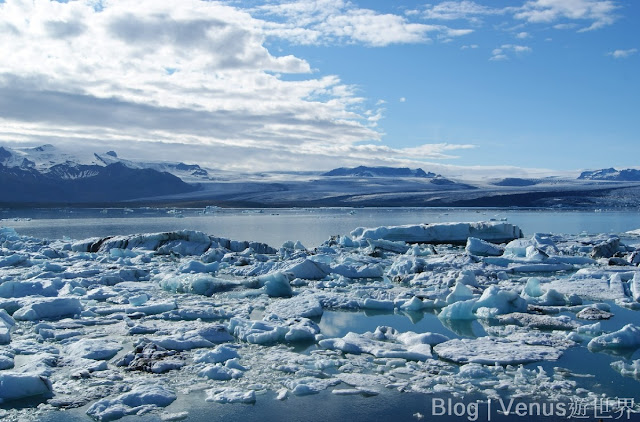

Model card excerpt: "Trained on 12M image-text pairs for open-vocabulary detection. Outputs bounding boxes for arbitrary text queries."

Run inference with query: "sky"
[0,0,638,176]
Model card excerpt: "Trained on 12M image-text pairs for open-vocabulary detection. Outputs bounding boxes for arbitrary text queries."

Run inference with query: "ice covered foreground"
[0,224,639,420]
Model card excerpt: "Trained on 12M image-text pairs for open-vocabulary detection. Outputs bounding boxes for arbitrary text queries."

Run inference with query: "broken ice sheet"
[1,224,640,420]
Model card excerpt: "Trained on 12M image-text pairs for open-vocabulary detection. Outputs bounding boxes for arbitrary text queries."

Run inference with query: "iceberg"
[588,324,640,351]
[13,297,83,321]
[86,385,176,421]
[465,237,503,256]
[434,337,563,365]
[351,221,523,244]
[0,373,53,403]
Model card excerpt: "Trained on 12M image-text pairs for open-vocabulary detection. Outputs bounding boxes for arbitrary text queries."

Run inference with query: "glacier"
[0,222,639,420]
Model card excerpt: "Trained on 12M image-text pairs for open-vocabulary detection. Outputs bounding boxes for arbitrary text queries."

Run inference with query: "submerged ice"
[0,223,639,420]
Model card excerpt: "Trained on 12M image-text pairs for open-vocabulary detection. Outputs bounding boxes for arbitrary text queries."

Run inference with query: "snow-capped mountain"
[578,168,640,181]
[322,166,436,178]
[0,145,199,203]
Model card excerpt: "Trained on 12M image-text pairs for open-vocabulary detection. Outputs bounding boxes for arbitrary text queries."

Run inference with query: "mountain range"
[1,144,639,208]
[0,145,198,203]
[578,168,640,182]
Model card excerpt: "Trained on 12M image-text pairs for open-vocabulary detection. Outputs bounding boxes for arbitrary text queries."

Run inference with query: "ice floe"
[0,223,639,420]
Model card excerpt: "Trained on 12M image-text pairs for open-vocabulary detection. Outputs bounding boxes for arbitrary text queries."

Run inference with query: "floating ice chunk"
[66,338,123,360]
[367,239,410,254]
[109,248,137,259]
[405,244,436,256]
[351,222,522,244]
[577,322,604,336]
[399,296,427,311]
[229,317,319,344]
[0,309,16,329]
[281,240,307,251]
[86,384,176,421]
[128,293,149,306]
[246,272,293,297]
[266,294,323,319]
[13,297,83,321]
[193,345,239,364]
[152,326,232,351]
[547,272,628,302]
[229,318,286,344]
[205,388,256,403]
[446,282,474,304]
[591,237,621,259]
[521,277,544,299]
[537,289,569,306]
[319,331,432,361]
[115,341,182,373]
[161,412,189,421]
[361,298,394,311]
[330,262,384,279]
[372,326,449,346]
[198,364,240,380]
[465,237,503,256]
[281,259,329,280]
[434,337,563,365]
[0,254,28,268]
[440,286,526,320]
[387,256,426,278]
[504,234,558,259]
[456,270,478,287]
[285,377,340,396]
[588,324,640,351]
[0,373,53,403]
[630,272,640,302]
[151,360,185,374]
[496,313,578,330]
[160,274,238,296]
[475,286,528,315]
[178,260,219,274]
[611,359,640,381]
[0,353,14,370]
[576,306,613,320]
[438,298,477,320]
[0,279,62,298]
[0,315,12,345]
[525,245,549,261]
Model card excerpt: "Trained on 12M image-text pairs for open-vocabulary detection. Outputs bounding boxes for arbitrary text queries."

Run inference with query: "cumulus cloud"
[253,0,473,46]
[607,48,638,59]
[420,0,618,34]
[0,0,397,170]
[514,0,619,31]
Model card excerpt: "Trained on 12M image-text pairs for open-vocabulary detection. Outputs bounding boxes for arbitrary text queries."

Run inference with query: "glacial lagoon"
[1,208,639,422]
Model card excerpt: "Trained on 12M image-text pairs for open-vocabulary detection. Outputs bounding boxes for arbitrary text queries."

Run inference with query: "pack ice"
[0,223,639,420]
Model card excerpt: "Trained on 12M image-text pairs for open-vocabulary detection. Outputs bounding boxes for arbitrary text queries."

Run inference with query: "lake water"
[3,207,640,248]
[2,207,640,422]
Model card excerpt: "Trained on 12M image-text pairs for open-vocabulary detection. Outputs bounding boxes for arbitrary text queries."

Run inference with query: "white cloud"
[254,0,473,46]
[0,0,402,171]
[422,1,505,23]
[399,97,406,103]
[516,31,530,39]
[490,44,532,60]
[608,48,638,59]
[514,0,618,31]
[461,44,479,49]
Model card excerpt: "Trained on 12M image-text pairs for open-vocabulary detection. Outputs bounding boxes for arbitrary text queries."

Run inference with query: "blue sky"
[0,0,638,176]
